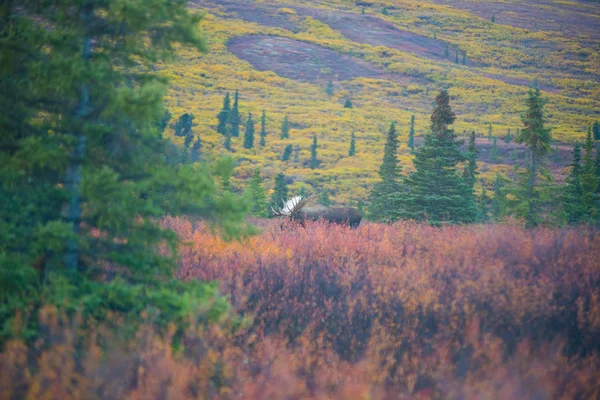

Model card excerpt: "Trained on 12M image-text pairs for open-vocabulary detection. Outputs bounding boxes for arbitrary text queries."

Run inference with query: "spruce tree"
[564,142,586,224]
[344,99,353,108]
[158,109,172,138]
[310,135,319,169]
[326,80,334,97]
[294,145,300,162]
[402,90,477,224]
[0,0,250,340]
[408,114,416,152]
[228,90,240,137]
[318,191,331,206]
[462,52,467,65]
[593,121,600,141]
[581,127,599,220]
[282,144,293,161]
[349,132,357,156]
[191,136,202,162]
[224,130,232,151]
[244,112,255,149]
[504,128,512,144]
[260,109,267,146]
[479,187,490,222]
[487,123,493,139]
[217,93,230,135]
[455,50,459,63]
[491,136,499,160]
[281,114,290,139]
[512,87,553,227]
[491,174,507,221]
[463,130,479,191]
[445,44,449,57]
[270,173,289,210]
[248,168,268,217]
[369,122,405,222]
[175,113,194,137]
[184,129,194,149]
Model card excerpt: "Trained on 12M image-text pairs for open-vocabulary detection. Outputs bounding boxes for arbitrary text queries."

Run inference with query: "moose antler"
[271,195,310,217]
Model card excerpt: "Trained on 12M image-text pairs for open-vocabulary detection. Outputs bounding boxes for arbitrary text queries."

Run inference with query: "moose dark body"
[292,204,362,228]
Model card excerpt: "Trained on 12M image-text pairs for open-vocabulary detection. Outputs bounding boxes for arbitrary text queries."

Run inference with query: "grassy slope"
[161,0,600,205]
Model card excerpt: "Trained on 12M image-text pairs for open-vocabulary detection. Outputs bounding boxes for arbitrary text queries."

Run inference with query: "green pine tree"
[491,14,495,23]
[175,113,194,137]
[445,44,449,57]
[228,90,240,137]
[191,136,202,162]
[281,144,293,161]
[491,136,499,160]
[511,87,553,227]
[0,0,251,343]
[158,109,172,139]
[244,112,255,149]
[593,121,600,141]
[581,127,599,220]
[455,50,459,63]
[270,173,289,211]
[369,122,405,222]
[462,52,467,65]
[260,109,267,146]
[184,129,194,149]
[224,129,232,151]
[248,168,268,217]
[349,132,357,156]
[382,7,389,15]
[310,135,319,169]
[463,130,479,190]
[281,114,290,139]
[217,93,230,135]
[479,187,490,222]
[487,123,493,139]
[491,174,507,221]
[344,98,353,108]
[294,145,300,162]
[408,114,416,152]
[504,128,512,144]
[318,191,332,206]
[402,90,477,224]
[564,142,586,224]
[326,80,334,97]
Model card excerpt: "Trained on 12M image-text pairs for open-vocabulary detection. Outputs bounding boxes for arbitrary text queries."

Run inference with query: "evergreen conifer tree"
[344,99,353,108]
[408,114,416,152]
[318,191,332,206]
[224,130,232,151]
[0,0,251,340]
[158,109,172,139]
[491,136,499,160]
[564,142,586,224]
[504,128,512,144]
[491,174,507,221]
[402,90,477,224]
[455,50,459,63]
[191,136,202,162]
[175,113,194,137]
[445,44,449,57]
[479,187,490,222]
[463,130,479,190]
[326,81,334,97]
[270,173,289,210]
[244,112,255,149]
[260,110,267,146]
[593,121,600,141]
[228,90,240,137]
[184,129,194,149]
[294,145,300,162]
[487,123,493,139]
[248,168,268,217]
[349,132,357,156]
[281,115,290,139]
[282,144,293,161]
[581,127,599,220]
[511,87,553,227]
[217,93,230,135]
[462,52,467,65]
[369,122,405,222]
[310,135,319,169]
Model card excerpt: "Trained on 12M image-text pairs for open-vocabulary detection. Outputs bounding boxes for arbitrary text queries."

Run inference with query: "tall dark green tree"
[369,122,405,222]
[326,80,334,97]
[511,87,553,227]
[270,173,289,211]
[564,142,586,224]
[228,90,240,137]
[455,50,459,63]
[175,113,194,137]
[243,112,255,149]
[294,145,300,162]
[491,174,507,221]
[402,90,477,224]
[248,168,268,217]
[445,44,449,57]
[344,98,353,108]
[349,132,357,156]
[462,52,467,65]
[310,135,319,169]
[463,130,479,191]
[581,127,599,220]
[191,136,202,162]
[217,93,230,135]
[408,114,416,152]
[281,144,293,161]
[0,0,251,342]
[281,114,290,139]
[479,187,490,222]
[593,121,600,141]
[487,123,493,140]
[491,136,499,160]
[158,109,172,139]
[318,191,331,206]
[259,110,267,146]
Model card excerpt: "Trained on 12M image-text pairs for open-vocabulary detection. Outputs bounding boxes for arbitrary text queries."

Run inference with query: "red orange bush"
[2,219,600,399]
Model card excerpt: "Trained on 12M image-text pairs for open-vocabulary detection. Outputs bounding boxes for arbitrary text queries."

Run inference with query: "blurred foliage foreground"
[2,218,600,399]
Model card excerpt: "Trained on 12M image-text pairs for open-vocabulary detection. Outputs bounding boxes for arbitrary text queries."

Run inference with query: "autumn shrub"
[3,219,600,399]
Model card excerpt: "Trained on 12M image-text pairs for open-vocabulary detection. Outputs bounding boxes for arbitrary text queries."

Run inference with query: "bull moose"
[272,195,362,228]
